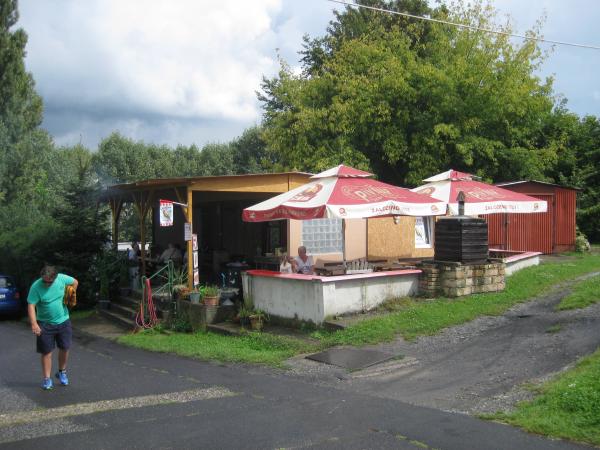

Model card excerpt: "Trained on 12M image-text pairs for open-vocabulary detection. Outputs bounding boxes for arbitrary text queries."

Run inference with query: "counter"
[241,269,421,325]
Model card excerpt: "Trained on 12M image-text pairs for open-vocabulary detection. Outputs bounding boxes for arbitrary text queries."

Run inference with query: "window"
[302,218,343,254]
[415,217,433,248]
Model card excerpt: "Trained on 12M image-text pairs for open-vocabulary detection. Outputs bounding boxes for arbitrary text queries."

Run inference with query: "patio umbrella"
[242,164,446,267]
[411,169,547,216]
[243,164,446,222]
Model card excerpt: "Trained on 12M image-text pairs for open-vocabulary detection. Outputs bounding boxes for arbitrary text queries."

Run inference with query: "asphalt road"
[0,319,590,450]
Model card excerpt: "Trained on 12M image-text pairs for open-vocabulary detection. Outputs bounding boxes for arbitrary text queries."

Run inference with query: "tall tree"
[259,0,559,186]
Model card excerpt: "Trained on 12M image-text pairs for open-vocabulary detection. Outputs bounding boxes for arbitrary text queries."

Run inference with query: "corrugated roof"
[495,180,581,191]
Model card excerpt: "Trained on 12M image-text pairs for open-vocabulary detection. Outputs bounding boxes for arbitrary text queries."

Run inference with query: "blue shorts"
[36,320,72,354]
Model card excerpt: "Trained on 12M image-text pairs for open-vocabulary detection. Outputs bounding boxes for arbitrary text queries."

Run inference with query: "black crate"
[434,217,488,263]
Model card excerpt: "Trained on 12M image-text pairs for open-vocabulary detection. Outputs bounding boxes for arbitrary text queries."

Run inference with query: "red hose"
[135,278,158,329]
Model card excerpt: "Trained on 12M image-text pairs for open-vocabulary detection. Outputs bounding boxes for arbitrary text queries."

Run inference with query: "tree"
[259,0,559,186]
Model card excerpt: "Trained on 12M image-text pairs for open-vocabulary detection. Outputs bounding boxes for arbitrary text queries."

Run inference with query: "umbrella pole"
[342,219,347,271]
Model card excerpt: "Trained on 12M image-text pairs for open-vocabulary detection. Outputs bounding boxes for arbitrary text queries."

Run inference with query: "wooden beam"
[109,197,123,250]
[186,187,194,290]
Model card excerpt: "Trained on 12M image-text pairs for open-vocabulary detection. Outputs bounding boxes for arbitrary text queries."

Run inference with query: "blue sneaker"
[55,370,69,386]
[41,377,53,390]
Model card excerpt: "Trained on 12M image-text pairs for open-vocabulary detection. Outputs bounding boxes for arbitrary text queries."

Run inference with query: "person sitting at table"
[158,243,183,266]
[293,246,314,275]
[279,254,293,274]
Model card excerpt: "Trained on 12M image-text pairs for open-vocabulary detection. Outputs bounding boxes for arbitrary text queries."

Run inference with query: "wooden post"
[109,197,123,250]
[186,187,194,290]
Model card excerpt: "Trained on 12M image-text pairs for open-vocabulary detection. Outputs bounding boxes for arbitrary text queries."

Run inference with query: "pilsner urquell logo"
[289,183,323,202]
[341,185,398,202]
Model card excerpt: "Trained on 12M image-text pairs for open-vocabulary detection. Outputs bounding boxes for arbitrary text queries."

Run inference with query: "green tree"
[259,0,559,186]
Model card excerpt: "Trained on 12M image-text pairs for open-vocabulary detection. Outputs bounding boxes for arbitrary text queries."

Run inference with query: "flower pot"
[203,295,219,306]
[250,316,263,331]
[189,292,201,303]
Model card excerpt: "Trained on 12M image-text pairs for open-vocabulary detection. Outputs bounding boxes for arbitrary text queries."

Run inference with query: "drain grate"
[305,348,397,370]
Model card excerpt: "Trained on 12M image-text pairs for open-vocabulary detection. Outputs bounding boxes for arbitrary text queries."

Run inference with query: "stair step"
[112,296,140,309]
[110,302,138,320]
[98,308,137,330]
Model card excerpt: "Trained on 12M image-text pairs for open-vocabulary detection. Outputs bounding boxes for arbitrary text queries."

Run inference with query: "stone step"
[98,307,137,330]
[112,296,140,310]
[109,302,138,320]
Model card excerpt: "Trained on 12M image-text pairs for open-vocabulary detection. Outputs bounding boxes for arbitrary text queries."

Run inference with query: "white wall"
[243,271,420,324]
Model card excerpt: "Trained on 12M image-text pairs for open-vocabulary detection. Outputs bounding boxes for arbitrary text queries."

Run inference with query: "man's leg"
[41,352,52,378]
[58,348,69,371]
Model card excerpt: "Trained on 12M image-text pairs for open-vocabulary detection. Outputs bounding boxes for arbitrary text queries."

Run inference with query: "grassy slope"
[320,254,600,346]
[556,274,600,310]
[489,349,600,446]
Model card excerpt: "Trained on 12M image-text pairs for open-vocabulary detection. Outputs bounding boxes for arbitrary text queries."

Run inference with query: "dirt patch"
[285,272,600,415]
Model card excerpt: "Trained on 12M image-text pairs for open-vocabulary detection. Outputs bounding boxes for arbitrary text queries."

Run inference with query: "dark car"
[0,274,22,317]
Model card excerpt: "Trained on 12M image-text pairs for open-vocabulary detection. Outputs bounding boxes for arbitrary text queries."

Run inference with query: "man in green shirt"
[27,265,78,390]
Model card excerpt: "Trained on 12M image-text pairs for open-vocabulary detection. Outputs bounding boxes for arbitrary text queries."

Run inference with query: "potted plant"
[172,284,190,300]
[237,305,251,327]
[202,285,220,306]
[188,286,204,304]
[249,308,268,331]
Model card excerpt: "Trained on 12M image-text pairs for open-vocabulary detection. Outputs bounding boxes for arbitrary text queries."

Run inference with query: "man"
[127,241,141,290]
[27,265,78,390]
[293,246,315,275]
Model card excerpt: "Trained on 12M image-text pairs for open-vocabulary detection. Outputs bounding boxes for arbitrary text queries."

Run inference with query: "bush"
[575,228,591,253]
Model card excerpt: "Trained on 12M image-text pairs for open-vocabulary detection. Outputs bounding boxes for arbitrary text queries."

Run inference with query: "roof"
[99,171,314,200]
[495,180,581,191]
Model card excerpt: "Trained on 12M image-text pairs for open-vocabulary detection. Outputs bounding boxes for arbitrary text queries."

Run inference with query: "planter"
[189,292,201,303]
[250,316,264,331]
[203,295,219,306]
[239,316,250,328]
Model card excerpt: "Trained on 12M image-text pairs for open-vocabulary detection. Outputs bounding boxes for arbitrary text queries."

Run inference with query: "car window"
[0,277,13,288]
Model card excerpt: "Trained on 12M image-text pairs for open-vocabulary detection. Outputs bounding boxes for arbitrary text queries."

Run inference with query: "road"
[0,319,589,449]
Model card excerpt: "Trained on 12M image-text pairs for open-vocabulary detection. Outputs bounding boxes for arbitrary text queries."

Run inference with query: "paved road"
[0,320,589,449]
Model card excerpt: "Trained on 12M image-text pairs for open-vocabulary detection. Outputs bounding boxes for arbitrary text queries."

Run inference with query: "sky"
[16,0,600,150]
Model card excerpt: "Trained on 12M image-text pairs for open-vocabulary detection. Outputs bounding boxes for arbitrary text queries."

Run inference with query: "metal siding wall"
[554,188,576,247]
[506,194,554,254]
[485,214,505,248]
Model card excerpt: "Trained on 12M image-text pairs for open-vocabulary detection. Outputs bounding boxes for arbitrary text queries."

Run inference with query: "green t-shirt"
[27,273,75,325]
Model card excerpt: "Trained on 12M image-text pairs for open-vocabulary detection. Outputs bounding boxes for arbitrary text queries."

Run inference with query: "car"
[0,274,23,317]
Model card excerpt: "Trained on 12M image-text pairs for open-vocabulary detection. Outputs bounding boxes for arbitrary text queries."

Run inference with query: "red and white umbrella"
[242,164,446,222]
[411,169,547,215]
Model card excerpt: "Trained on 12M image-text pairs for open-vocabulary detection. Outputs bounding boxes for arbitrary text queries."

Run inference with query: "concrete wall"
[243,270,420,324]
[503,254,541,276]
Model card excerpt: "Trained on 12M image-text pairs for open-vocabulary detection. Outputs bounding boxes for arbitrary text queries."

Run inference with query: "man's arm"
[70,278,78,291]
[28,303,41,336]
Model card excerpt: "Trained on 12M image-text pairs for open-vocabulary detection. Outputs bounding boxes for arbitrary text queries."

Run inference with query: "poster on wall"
[193,269,200,287]
[193,251,198,269]
[192,233,198,251]
[159,200,173,227]
[414,217,431,248]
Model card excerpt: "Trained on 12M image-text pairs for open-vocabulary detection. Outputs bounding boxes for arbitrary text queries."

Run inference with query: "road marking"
[0,387,237,428]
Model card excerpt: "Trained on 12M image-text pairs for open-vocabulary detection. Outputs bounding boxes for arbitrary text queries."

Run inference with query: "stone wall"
[418,261,505,298]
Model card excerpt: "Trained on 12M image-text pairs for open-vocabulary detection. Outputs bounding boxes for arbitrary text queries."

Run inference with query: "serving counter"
[241,269,421,325]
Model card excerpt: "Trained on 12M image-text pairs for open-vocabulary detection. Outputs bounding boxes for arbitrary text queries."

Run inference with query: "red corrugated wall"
[484,182,577,254]
[553,187,577,252]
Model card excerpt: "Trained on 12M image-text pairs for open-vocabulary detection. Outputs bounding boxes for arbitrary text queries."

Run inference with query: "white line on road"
[0,387,237,428]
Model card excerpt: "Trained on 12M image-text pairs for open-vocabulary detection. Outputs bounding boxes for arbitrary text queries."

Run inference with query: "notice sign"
[159,200,173,227]
[192,234,198,251]
[184,223,192,241]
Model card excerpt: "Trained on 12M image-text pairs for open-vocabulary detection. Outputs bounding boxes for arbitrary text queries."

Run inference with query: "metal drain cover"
[306,348,396,370]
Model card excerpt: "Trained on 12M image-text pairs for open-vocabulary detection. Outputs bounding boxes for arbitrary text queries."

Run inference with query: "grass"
[118,329,321,367]
[556,274,600,311]
[486,348,600,446]
[317,253,600,346]
[117,253,600,367]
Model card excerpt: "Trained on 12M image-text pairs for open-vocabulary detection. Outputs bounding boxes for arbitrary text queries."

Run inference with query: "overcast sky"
[17,0,600,150]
